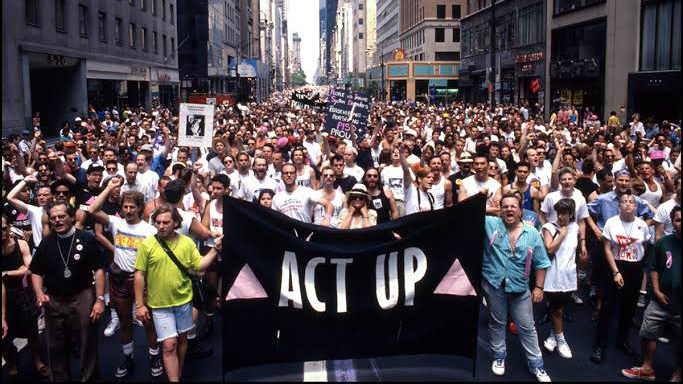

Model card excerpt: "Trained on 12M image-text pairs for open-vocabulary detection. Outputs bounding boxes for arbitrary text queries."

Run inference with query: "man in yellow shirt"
[134,205,222,382]
[608,111,621,128]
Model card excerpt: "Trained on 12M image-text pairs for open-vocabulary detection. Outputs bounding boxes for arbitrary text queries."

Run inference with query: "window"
[141,27,147,51]
[641,0,681,71]
[453,27,460,42]
[153,31,158,53]
[26,0,39,25]
[452,4,461,19]
[170,4,174,24]
[517,4,543,46]
[115,18,122,45]
[554,0,605,15]
[79,4,88,36]
[171,37,175,57]
[435,51,460,61]
[163,34,167,57]
[435,28,445,42]
[141,0,146,11]
[359,32,364,39]
[359,3,363,10]
[129,0,134,6]
[55,0,65,31]
[97,12,106,42]
[359,18,363,25]
[437,4,446,19]
[162,0,166,20]
[152,0,157,15]
[129,23,136,48]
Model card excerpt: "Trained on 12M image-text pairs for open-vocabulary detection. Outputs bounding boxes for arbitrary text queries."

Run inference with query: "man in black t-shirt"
[449,152,474,204]
[331,155,358,193]
[29,200,106,381]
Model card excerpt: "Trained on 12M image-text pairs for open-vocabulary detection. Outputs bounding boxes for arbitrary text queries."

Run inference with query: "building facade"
[376,0,400,63]
[291,32,302,72]
[399,0,466,62]
[3,0,179,136]
[460,0,546,108]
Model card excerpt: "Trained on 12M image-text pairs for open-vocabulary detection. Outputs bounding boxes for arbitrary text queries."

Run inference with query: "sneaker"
[658,336,670,344]
[571,292,584,305]
[114,354,134,378]
[37,311,46,333]
[491,359,505,376]
[104,318,120,337]
[531,367,551,382]
[637,294,647,308]
[622,366,655,381]
[543,336,557,353]
[557,341,573,359]
[150,354,164,377]
[591,345,604,364]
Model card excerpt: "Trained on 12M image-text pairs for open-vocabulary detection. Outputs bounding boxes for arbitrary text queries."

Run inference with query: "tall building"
[365,0,378,68]
[177,0,240,96]
[376,0,400,63]
[319,0,328,83]
[3,0,179,136]
[351,0,368,86]
[399,0,465,62]
[260,0,275,93]
[291,32,302,72]
[459,0,546,107]
[238,0,269,102]
[325,0,339,77]
[547,0,680,122]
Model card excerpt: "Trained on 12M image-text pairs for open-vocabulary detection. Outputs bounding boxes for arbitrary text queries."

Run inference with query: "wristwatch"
[96,295,105,302]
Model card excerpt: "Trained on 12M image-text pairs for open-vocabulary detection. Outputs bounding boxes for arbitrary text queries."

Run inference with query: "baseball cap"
[87,163,105,174]
[404,128,417,137]
[140,144,153,152]
[458,152,474,163]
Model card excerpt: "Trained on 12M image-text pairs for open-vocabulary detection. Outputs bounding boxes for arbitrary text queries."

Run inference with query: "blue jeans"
[482,279,544,369]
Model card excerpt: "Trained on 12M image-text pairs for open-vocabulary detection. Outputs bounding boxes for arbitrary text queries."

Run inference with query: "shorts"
[152,301,194,342]
[639,300,681,341]
[110,272,136,299]
[545,291,573,310]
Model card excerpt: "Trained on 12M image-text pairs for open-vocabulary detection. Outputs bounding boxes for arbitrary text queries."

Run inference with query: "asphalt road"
[3,294,679,382]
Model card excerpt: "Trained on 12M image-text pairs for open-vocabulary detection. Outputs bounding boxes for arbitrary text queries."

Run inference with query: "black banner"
[221,195,485,371]
[323,88,370,141]
[291,91,327,109]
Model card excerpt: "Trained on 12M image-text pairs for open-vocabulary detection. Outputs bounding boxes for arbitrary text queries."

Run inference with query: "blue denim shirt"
[587,191,654,230]
[482,216,551,293]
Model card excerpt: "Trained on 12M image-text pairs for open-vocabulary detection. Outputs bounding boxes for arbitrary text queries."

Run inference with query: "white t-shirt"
[25,204,45,247]
[404,183,434,215]
[541,189,589,223]
[381,165,409,201]
[138,169,160,196]
[241,175,281,202]
[527,165,551,188]
[542,222,579,292]
[303,140,322,167]
[603,216,650,262]
[272,186,319,223]
[653,198,680,237]
[344,164,365,182]
[107,216,157,272]
[461,175,501,207]
[312,189,344,228]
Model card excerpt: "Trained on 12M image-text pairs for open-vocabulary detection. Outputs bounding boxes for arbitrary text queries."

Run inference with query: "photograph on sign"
[179,103,214,148]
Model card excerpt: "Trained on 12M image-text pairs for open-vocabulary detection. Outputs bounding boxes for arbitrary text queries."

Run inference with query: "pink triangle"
[226,264,268,301]
[433,258,476,296]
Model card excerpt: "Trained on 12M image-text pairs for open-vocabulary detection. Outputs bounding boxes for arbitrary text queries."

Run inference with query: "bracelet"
[613,271,621,277]
[534,285,543,291]
[135,303,145,309]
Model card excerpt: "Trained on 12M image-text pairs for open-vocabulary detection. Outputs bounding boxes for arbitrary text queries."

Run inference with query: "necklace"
[620,217,636,240]
[57,232,77,278]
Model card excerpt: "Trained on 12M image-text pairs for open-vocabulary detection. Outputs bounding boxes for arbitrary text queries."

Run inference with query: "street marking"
[303,360,328,382]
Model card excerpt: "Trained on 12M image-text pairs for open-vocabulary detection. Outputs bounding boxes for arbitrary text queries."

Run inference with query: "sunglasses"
[365,174,378,179]
[350,195,366,201]
[323,174,335,178]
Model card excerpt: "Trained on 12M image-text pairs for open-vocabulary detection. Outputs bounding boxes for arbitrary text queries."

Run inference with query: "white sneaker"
[104,318,120,337]
[531,367,551,382]
[492,359,505,376]
[557,341,573,359]
[658,336,670,344]
[133,317,143,327]
[37,311,46,333]
[571,292,584,305]
[543,336,557,352]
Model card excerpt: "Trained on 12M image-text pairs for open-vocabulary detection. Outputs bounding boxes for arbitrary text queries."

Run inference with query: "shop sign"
[519,63,536,73]
[130,66,147,76]
[414,64,435,76]
[393,48,406,61]
[530,78,542,94]
[515,52,544,63]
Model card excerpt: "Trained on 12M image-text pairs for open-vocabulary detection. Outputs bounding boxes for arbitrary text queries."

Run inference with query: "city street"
[5,296,678,382]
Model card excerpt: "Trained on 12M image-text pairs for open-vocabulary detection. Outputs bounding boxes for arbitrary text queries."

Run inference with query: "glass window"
[98,12,106,42]
[640,0,681,71]
[437,4,446,19]
[141,27,147,51]
[359,32,364,39]
[141,0,146,11]
[435,28,445,42]
[129,23,136,48]
[359,18,363,25]
[359,3,363,10]
[656,0,672,70]
[453,27,460,42]
[170,4,174,24]
[26,0,39,25]
[152,0,157,15]
[452,4,461,19]
[153,31,158,53]
[115,18,122,46]
[162,0,166,20]
[171,37,175,57]
[55,0,65,31]
[79,4,88,36]
[163,34,167,57]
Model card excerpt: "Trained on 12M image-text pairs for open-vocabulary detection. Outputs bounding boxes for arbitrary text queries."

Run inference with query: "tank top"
[428,177,446,210]
[314,189,344,228]
[296,166,312,188]
[370,188,392,224]
[640,180,663,210]
[2,240,25,289]
[205,200,223,247]
[509,183,534,211]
